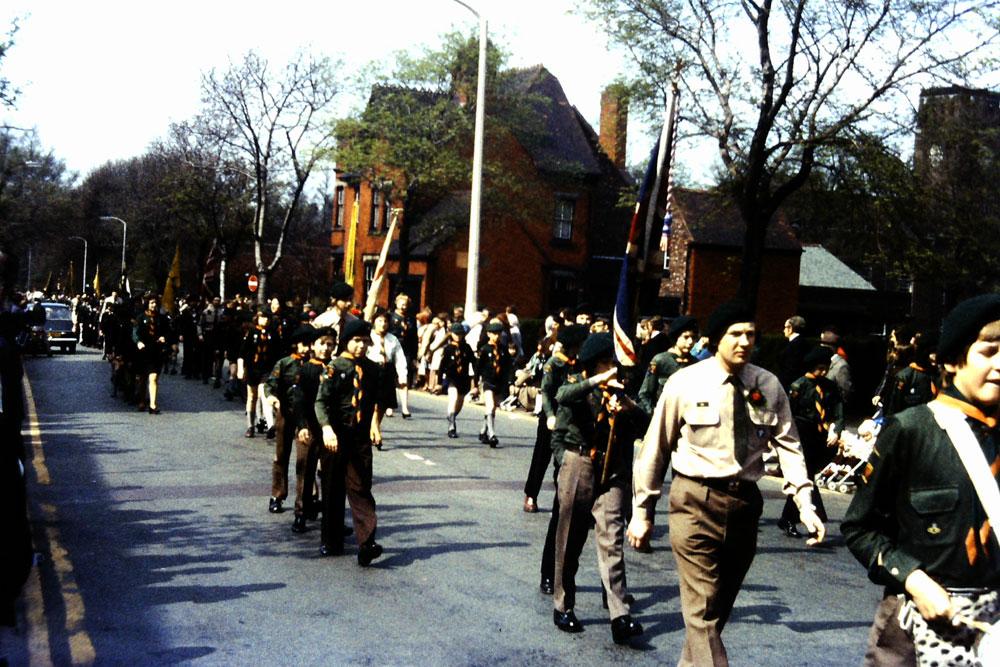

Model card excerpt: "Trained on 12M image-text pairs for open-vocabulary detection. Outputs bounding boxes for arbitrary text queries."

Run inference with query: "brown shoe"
[523,496,538,513]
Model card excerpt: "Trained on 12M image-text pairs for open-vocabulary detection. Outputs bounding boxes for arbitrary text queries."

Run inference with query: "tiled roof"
[799,244,876,290]
[675,189,801,251]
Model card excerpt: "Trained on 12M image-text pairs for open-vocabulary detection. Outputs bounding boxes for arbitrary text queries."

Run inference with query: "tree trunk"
[737,214,769,314]
[257,269,268,306]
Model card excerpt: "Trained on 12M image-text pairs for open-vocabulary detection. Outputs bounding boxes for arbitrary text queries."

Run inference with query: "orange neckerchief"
[934,393,997,428]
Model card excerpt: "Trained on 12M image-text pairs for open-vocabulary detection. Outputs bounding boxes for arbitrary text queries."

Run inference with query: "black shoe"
[291,515,307,533]
[358,541,384,567]
[479,431,488,443]
[148,407,161,415]
[777,519,803,538]
[256,420,267,434]
[553,609,583,633]
[244,427,255,438]
[342,525,354,537]
[213,378,221,389]
[319,544,343,557]
[488,435,499,448]
[447,426,458,439]
[401,411,412,419]
[540,576,554,595]
[268,497,283,514]
[266,426,276,440]
[611,615,644,645]
[306,505,320,521]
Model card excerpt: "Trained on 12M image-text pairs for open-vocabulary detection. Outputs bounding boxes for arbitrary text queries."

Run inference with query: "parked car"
[41,301,76,354]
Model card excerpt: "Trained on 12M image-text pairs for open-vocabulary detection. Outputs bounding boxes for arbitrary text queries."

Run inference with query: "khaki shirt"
[633,356,815,524]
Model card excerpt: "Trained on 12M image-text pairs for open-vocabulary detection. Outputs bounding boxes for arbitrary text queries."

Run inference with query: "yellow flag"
[344,197,360,287]
[92,265,101,295]
[162,244,181,313]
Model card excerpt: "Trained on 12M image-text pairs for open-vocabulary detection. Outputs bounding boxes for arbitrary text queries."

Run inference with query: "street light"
[450,0,487,320]
[99,216,128,281]
[69,236,88,294]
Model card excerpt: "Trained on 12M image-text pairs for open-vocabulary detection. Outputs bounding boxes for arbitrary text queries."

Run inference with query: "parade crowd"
[5,266,1000,665]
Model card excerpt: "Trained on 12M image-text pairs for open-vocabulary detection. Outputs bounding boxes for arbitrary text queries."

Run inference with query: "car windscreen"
[43,305,72,321]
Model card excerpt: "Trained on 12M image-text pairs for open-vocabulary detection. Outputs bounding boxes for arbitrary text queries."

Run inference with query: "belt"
[674,471,756,495]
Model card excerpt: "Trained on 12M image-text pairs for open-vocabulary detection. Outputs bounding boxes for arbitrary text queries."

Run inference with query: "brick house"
[329,66,632,318]
[661,188,802,333]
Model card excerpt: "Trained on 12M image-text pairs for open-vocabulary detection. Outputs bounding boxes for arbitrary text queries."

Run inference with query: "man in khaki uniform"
[627,301,826,667]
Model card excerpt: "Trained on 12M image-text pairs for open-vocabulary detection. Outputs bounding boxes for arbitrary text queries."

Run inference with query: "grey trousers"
[668,474,762,667]
[553,450,630,620]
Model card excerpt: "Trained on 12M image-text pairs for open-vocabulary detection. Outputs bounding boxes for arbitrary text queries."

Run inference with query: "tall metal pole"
[451,0,487,319]
[99,216,128,283]
[69,236,88,294]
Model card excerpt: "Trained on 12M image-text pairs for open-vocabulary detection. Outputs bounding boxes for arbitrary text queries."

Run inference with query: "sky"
[0,0,674,181]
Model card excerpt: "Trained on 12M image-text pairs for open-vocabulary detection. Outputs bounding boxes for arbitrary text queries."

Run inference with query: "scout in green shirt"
[636,315,698,415]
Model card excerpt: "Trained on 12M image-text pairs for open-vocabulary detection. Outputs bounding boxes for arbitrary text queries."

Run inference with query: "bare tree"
[199,51,339,302]
[584,0,1000,306]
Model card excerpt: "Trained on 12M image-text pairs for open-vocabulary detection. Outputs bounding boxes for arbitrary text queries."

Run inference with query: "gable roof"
[799,244,876,291]
[674,189,801,252]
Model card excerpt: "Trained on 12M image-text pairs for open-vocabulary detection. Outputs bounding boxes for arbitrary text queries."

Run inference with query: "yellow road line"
[22,375,96,665]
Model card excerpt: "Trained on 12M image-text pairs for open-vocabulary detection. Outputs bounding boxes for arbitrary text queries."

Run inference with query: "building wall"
[686,246,800,334]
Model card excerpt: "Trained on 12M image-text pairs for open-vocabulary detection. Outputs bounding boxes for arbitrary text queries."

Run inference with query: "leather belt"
[674,471,755,495]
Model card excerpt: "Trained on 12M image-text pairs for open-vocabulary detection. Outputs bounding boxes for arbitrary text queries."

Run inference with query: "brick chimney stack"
[599,85,628,170]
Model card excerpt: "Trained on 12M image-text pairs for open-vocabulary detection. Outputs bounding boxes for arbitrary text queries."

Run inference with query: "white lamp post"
[69,236,88,294]
[99,216,128,281]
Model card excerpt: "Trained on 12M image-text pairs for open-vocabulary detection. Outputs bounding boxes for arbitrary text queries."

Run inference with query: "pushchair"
[815,413,881,494]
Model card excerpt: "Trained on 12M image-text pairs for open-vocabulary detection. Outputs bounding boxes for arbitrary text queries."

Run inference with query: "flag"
[344,196,360,287]
[363,208,401,321]
[202,239,220,297]
[92,265,101,296]
[660,87,681,254]
[614,142,662,367]
[162,243,181,313]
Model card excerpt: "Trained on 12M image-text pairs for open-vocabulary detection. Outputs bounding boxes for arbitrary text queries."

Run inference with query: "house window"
[548,270,579,310]
[553,196,575,240]
[369,190,381,232]
[335,186,345,229]
[363,257,378,297]
[382,196,392,230]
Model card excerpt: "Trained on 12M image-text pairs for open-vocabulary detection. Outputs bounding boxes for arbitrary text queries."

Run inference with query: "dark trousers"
[780,432,829,524]
[668,474,762,667]
[293,427,321,517]
[181,338,199,377]
[270,414,295,500]
[863,594,916,666]
[523,415,551,499]
[320,433,377,551]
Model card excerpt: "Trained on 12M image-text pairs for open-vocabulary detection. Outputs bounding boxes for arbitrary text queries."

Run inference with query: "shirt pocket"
[908,486,960,545]
[683,403,721,448]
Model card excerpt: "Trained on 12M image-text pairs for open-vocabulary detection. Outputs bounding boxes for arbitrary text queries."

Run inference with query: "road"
[5,348,881,665]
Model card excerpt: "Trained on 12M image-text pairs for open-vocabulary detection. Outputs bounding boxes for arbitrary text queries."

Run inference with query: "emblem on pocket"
[927,523,942,535]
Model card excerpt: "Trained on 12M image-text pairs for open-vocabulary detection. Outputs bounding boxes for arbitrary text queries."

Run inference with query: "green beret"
[938,294,1000,364]
[485,321,504,334]
[338,318,371,349]
[577,332,614,366]
[557,324,589,350]
[665,315,698,347]
[705,300,754,345]
[450,322,466,335]
[804,346,832,370]
[312,326,336,340]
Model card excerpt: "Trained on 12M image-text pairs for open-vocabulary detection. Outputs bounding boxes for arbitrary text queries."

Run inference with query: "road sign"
[248,275,258,293]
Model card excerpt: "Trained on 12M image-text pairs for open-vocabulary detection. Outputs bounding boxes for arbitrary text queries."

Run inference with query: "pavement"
[2,347,883,665]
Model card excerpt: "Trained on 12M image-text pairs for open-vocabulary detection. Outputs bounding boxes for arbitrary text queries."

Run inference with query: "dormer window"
[553,195,576,241]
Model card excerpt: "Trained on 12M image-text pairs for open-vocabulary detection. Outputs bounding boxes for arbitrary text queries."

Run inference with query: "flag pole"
[363,208,402,321]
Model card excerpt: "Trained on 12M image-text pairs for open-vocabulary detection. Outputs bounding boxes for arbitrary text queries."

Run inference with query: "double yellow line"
[22,376,96,665]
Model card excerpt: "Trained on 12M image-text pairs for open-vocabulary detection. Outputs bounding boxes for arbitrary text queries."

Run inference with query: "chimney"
[599,85,628,170]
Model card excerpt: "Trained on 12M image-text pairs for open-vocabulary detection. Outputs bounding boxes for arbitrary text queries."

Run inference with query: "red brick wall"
[686,246,800,335]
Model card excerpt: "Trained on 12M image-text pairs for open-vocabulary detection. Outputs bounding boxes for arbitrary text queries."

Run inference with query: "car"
[41,301,77,354]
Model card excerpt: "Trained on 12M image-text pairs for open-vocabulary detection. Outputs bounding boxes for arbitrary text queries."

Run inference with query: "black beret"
[804,346,832,370]
[312,326,336,340]
[289,325,320,345]
[938,294,1000,364]
[665,315,698,347]
[485,321,504,334]
[449,322,466,334]
[577,332,614,366]
[557,324,589,350]
[705,300,755,345]
[330,281,354,301]
[339,318,371,346]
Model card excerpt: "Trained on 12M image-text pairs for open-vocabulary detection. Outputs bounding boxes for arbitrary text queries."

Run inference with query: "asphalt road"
[5,348,882,665]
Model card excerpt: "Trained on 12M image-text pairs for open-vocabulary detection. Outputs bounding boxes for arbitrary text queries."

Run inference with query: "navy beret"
[289,325,320,345]
[339,318,371,347]
[705,300,755,345]
[665,315,698,347]
[449,322,466,334]
[938,294,1000,364]
[804,346,832,370]
[330,281,354,301]
[485,321,504,334]
[557,324,589,350]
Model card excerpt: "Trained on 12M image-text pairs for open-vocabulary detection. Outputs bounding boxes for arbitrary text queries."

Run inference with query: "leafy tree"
[583,0,1000,308]
[0,18,19,111]
[197,51,340,303]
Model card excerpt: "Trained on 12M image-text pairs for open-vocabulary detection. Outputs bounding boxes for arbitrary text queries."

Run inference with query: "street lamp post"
[99,216,128,283]
[450,0,487,320]
[69,236,88,294]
